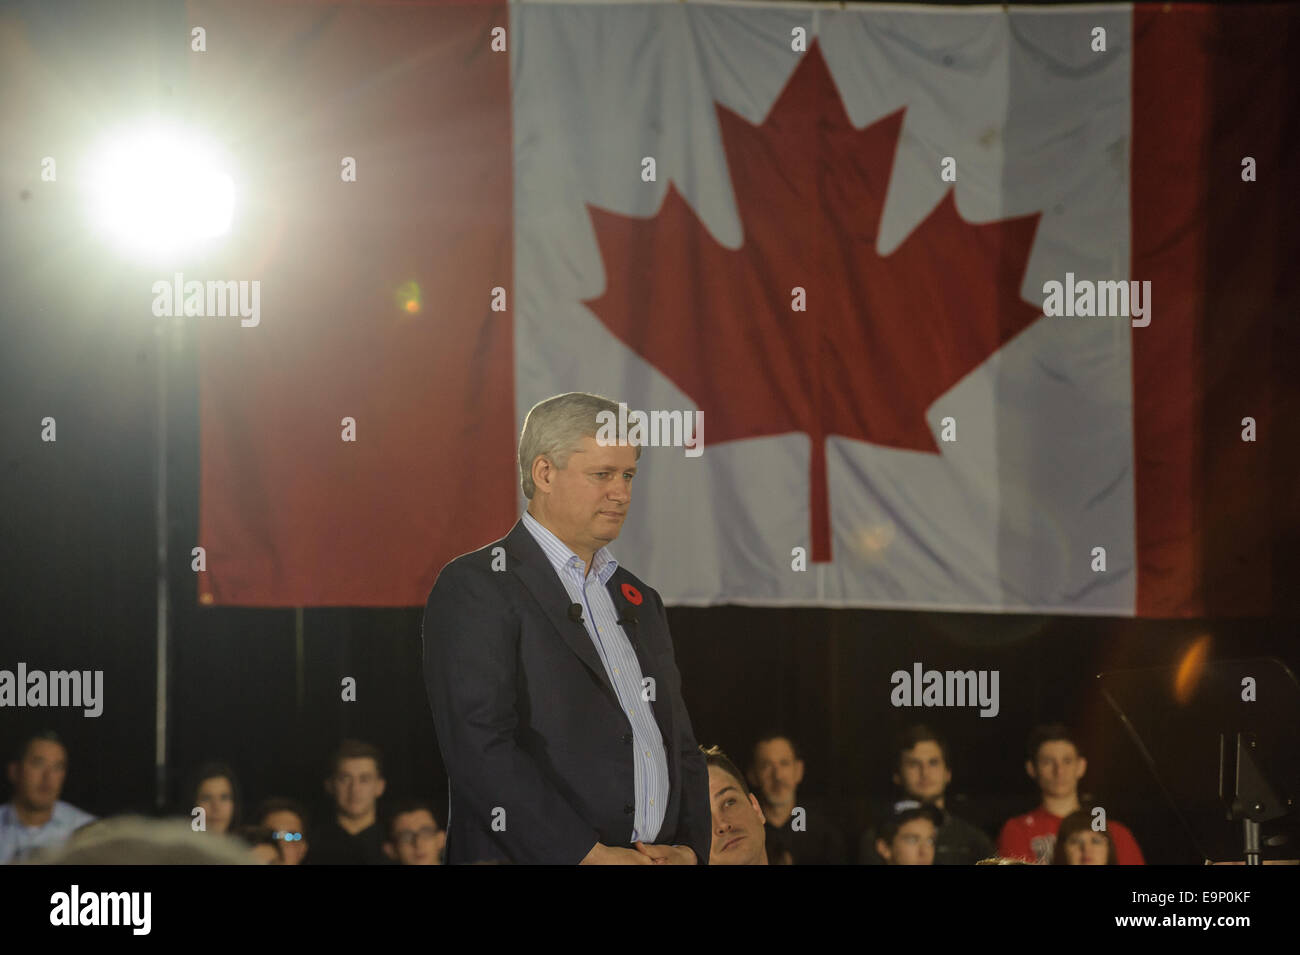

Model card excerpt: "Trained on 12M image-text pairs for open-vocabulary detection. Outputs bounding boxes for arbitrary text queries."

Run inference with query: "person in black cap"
[875,802,942,866]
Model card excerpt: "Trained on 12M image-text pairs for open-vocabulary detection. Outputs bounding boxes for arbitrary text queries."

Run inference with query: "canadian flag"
[194,1,1299,615]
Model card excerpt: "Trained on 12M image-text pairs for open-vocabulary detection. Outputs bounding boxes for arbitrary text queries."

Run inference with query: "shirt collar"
[0,801,64,829]
[521,510,619,585]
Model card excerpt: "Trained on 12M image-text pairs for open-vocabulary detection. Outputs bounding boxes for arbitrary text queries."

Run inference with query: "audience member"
[383,799,446,865]
[29,816,255,864]
[1051,808,1116,865]
[860,724,995,865]
[257,797,311,866]
[185,762,241,836]
[0,730,96,863]
[747,732,846,864]
[875,802,941,866]
[305,740,390,865]
[0,724,1166,865]
[996,724,1144,865]
[701,745,768,866]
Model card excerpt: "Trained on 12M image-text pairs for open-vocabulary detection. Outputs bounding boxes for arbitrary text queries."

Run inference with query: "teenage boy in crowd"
[997,723,1144,865]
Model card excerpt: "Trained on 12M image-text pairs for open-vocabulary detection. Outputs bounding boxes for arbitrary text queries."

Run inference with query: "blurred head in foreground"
[26,816,257,864]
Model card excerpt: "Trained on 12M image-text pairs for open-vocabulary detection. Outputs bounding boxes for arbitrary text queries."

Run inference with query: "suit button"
[622,733,633,744]
[624,804,634,815]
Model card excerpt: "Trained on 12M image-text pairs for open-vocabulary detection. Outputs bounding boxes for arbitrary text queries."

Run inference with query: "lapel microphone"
[567,603,583,623]
[618,609,639,649]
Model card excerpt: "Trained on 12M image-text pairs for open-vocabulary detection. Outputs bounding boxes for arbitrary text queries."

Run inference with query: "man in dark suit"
[422,392,711,864]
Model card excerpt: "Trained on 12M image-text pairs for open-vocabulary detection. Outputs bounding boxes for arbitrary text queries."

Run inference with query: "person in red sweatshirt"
[996,723,1144,865]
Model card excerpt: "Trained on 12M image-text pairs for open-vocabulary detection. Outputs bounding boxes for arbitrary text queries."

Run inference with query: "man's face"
[262,809,308,865]
[1027,741,1086,799]
[749,738,804,808]
[531,435,636,561]
[878,818,937,865]
[387,809,445,865]
[8,740,68,812]
[1063,830,1109,865]
[328,758,385,819]
[895,741,951,803]
[196,776,235,834]
[708,765,767,865]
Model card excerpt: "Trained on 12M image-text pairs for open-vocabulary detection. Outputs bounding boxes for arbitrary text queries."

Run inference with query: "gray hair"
[24,816,258,865]
[519,392,641,499]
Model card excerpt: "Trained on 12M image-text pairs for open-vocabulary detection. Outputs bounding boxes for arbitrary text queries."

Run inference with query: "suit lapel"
[607,570,683,834]
[606,571,676,748]
[505,521,620,707]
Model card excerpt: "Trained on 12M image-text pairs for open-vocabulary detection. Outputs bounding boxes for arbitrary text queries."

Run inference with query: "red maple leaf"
[582,41,1042,563]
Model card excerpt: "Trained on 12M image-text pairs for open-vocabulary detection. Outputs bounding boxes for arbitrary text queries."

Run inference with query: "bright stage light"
[86,123,235,261]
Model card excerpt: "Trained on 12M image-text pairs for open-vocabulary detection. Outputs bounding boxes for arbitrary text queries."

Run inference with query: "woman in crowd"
[184,761,242,837]
[1052,808,1116,865]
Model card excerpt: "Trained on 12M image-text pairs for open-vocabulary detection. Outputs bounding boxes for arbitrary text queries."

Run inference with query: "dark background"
[2,0,1298,867]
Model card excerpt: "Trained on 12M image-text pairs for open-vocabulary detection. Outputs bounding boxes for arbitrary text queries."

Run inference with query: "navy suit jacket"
[421,520,712,865]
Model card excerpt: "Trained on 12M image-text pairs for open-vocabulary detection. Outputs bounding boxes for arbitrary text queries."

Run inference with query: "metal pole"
[295,607,305,713]
[1243,818,1261,866]
[154,318,170,810]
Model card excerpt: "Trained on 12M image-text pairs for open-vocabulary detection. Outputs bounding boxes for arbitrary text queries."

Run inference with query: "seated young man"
[305,739,391,865]
[0,731,96,864]
[996,723,1144,865]
[861,724,995,865]
[701,745,768,866]
[383,799,447,865]
[875,802,941,866]
[256,797,310,866]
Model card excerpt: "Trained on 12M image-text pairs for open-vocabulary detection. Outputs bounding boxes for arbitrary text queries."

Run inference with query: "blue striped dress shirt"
[521,510,669,843]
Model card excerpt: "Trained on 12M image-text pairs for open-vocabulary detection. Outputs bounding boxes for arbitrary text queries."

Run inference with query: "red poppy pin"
[621,583,643,606]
